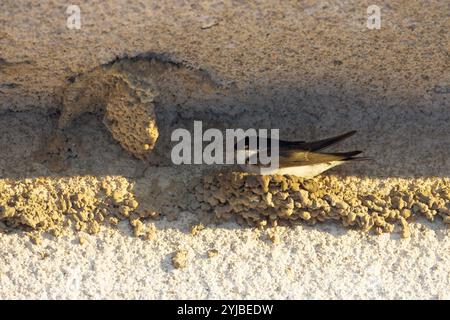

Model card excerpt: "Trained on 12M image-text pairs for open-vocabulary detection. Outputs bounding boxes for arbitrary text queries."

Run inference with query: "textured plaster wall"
[1,0,447,109]
[1,1,449,178]
[0,1,449,299]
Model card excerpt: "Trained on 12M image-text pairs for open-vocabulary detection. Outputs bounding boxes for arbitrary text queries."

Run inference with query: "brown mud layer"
[197,173,450,238]
[1,167,450,241]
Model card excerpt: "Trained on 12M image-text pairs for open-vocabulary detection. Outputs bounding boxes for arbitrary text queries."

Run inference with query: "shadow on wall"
[0,81,449,238]
[0,56,448,179]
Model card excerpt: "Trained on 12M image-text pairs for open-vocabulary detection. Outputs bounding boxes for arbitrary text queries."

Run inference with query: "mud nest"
[0,176,158,243]
[195,172,450,238]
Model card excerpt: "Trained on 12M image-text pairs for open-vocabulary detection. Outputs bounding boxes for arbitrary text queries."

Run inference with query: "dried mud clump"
[190,223,205,236]
[195,172,450,237]
[207,249,219,258]
[59,61,160,159]
[58,55,229,160]
[102,74,159,159]
[172,250,188,269]
[0,176,157,240]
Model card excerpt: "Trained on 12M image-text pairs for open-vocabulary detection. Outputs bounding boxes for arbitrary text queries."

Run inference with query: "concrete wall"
[0,0,448,177]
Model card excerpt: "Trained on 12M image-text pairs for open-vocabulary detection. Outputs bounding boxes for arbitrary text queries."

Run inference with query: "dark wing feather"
[279,130,357,151]
[278,150,363,168]
[235,130,356,153]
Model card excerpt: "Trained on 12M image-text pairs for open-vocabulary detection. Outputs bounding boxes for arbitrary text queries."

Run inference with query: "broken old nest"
[195,172,450,238]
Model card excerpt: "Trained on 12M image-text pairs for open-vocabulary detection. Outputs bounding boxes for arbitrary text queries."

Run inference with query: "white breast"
[242,161,345,179]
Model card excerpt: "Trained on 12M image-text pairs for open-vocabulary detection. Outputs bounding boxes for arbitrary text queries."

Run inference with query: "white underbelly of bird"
[242,161,345,179]
[234,130,368,178]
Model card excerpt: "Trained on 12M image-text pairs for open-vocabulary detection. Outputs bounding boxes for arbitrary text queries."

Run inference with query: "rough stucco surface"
[1,0,448,110]
[0,0,449,299]
[1,0,449,176]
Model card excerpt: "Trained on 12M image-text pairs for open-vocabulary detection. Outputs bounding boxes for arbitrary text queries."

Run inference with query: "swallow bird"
[235,130,368,178]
